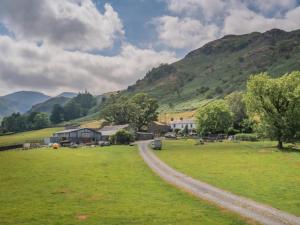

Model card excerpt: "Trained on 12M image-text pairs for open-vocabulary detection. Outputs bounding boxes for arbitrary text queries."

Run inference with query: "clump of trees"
[245,72,300,149]
[101,93,159,131]
[110,130,134,145]
[1,112,50,133]
[196,71,300,149]
[196,100,233,135]
[50,91,96,124]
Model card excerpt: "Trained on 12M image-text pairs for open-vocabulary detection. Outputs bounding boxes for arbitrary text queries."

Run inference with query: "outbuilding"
[51,128,101,144]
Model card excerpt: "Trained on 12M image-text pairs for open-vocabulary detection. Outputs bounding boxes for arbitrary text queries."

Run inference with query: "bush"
[110,130,134,145]
[235,133,258,142]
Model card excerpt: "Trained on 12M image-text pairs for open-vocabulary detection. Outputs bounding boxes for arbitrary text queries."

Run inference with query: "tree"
[1,113,28,133]
[225,92,248,131]
[33,113,50,129]
[101,97,138,125]
[101,93,159,131]
[63,101,82,121]
[110,130,134,145]
[72,91,96,116]
[50,104,64,124]
[196,100,233,135]
[130,93,159,130]
[245,72,300,149]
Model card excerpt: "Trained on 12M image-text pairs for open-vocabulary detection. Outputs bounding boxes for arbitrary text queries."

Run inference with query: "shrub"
[235,133,258,142]
[111,130,134,145]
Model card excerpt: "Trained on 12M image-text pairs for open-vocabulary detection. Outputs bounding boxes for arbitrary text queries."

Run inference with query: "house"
[99,124,130,141]
[148,121,170,137]
[169,119,196,134]
[51,128,101,144]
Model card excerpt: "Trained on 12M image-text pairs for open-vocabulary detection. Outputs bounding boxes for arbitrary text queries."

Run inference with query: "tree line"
[1,112,50,133]
[196,71,300,149]
[50,92,96,124]
[0,92,96,133]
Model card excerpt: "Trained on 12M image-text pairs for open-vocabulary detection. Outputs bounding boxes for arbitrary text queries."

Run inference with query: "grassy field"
[0,127,62,146]
[0,146,250,225]
[155,140,300,216]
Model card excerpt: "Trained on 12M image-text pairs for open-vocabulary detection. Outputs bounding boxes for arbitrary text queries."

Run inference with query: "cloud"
[156,0,300,50]
[0,36,177,95]
[154,16,218,49]
[247,0,297,14]
[222,6,300,35]
[0,0,124,51]
[166,0,225,20]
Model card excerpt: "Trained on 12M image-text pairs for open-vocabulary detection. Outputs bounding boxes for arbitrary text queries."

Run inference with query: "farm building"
[169,119,196,134]
[99,124,130,141]
[148,121,170,137]
[51,128,101,144]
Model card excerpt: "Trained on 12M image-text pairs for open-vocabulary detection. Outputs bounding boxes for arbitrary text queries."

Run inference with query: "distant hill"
[57,92,77,98]
[0,91,50,117]
[28,96,71,114]
[125,28,300,111]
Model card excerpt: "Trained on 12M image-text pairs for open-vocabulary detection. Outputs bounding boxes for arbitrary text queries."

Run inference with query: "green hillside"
[125,29,300,112]
[28,96,70,114]
[0,91,50,118]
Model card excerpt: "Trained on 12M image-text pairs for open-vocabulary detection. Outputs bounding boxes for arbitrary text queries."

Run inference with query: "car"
[151,139,162,150]
[164,132,177,139]
[98,141,111,147]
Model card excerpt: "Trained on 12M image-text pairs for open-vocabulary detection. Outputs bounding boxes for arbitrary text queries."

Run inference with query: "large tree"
[33,113,50,129]
[101,93,158,131]
[130,93,159,130]
[245,72,300,149]
[196,100,233,135]
[101,97,138,125]
[63,101,82,121]
[225,92,246,126]
[72,91,96,116]
[50,104,64,124]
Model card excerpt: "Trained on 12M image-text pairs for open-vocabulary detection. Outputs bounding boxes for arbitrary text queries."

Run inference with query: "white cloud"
[156,0,300,50]
[154,16,219,49]
[166,0,225,19]
[222,6,300,35]
[0,0,124,51]
[0,36,177,96]
[248,0,297,14]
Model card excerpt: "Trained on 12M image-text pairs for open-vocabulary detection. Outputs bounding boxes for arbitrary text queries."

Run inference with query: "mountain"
[125,28,300,111]
[28,96,71,114]
[0,91,50,117]
[57,92,77,98]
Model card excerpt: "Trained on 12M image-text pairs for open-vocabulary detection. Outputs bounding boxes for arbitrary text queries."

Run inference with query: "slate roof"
[99,124,129,136]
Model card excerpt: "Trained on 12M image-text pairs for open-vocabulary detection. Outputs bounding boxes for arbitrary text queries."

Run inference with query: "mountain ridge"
[125,28,300,111]
[0,91,50,118]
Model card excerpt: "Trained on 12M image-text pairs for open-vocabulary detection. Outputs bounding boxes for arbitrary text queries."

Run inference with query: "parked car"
[164,132,177,139]
[151,139,162,150]
[99,141,111,147]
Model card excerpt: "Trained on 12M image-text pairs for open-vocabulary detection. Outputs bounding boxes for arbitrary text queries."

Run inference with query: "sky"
[0,0,300,96]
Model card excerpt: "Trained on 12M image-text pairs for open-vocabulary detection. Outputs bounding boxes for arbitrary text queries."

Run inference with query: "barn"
[51,128,101,144]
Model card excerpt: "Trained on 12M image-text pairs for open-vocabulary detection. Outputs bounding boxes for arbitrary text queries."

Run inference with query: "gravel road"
[138,141,300,225]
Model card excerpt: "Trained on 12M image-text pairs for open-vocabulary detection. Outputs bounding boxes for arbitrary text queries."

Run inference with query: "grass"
[0,146,250,225]
[155,140,300,216]
[0,127,62,146]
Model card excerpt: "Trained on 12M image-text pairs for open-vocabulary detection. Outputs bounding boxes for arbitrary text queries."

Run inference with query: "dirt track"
[138,142,300,225]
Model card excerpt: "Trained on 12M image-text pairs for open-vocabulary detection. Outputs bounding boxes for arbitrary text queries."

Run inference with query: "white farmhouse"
[169,119,196,133]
